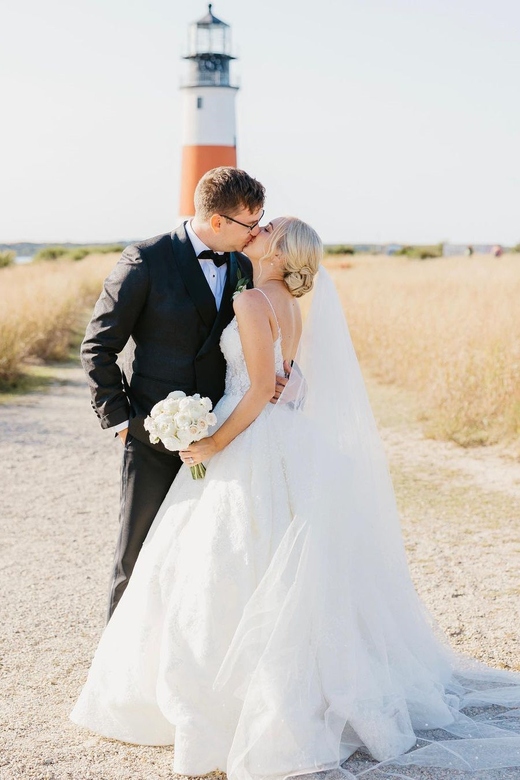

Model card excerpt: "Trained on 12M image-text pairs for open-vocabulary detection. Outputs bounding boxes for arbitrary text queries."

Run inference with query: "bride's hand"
[180,437,219,467]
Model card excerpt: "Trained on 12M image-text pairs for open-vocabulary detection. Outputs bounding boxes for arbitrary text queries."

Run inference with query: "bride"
[71,217,520,780]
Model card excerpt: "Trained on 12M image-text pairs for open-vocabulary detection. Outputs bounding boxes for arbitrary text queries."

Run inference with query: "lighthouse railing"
[180,73,239,88]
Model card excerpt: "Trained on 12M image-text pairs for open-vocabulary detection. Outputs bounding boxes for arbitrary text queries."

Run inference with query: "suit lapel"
[170,224,217,329]
[217,252,238,328]
[196,252,244,358]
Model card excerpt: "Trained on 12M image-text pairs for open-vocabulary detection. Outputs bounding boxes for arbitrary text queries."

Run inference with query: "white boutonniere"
[232,266,251,300]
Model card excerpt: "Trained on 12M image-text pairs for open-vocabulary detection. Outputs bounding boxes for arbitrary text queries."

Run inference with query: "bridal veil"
[213,266,520,780]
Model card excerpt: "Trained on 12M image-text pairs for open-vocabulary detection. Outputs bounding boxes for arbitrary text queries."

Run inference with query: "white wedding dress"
[71,272,520,780]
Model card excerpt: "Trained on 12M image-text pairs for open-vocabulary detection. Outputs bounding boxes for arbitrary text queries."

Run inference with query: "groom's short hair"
[194,167,265,220]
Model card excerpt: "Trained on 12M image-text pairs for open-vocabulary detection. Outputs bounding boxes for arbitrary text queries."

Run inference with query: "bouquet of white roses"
[144,391,217,479]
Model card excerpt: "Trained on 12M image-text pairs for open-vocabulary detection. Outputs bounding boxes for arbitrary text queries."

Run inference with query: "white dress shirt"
[112,222,228,434]
[185,219,228,309]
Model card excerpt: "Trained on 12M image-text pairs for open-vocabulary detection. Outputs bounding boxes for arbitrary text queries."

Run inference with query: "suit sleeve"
[80,245,150,429]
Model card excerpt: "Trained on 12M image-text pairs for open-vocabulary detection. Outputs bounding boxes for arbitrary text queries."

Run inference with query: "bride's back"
[255,284,302,365]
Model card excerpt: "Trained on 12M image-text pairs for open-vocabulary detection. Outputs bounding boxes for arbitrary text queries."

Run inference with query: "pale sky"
[1,0,519,245]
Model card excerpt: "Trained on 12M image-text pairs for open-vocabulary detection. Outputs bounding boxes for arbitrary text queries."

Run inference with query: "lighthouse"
[179,4,239,218]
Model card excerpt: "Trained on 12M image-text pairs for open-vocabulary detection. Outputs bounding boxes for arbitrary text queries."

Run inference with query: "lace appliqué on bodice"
[220,317,284,398]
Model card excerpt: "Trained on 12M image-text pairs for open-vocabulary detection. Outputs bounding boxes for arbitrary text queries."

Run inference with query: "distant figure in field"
[492,245,503,257]
[465,245,474,257]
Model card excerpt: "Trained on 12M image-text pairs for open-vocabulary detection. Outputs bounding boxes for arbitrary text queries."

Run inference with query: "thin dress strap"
[253,288,282,340]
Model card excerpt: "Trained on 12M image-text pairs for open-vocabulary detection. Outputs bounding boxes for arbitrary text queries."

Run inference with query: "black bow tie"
[198,250,228,267]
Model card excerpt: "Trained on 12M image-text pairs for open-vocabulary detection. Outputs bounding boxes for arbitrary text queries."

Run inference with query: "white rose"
[162,436,180,451]
[167,421,181,437]
[167,390,186,401]
[177,430,193,448]
[189,425,199,437]
[178,397,192,411]
[197,418,208,431]
[150,399,166,417]
[201,397,213,411]
[152,412,168,429]
[163,398,180,414]
[144,416,161,444]
[206,412,217,426]
[174,412,192,429]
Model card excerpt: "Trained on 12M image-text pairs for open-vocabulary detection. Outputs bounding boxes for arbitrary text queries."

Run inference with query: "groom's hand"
[270,360,292,404]
[271,361,307,407]
[118,428,129,445]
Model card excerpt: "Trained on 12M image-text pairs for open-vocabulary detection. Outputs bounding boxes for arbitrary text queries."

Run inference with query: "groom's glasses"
[219,209,265,232]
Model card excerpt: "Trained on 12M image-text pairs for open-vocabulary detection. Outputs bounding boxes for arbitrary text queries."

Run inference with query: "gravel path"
[1,366,519,780]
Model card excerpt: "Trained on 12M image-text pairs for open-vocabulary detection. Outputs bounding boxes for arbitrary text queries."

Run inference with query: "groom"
[82,167,272,619]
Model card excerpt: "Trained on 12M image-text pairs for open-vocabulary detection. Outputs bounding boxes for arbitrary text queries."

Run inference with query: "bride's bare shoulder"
[233,288,266,312]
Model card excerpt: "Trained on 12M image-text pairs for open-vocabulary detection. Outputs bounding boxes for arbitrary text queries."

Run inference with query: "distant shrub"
[395,244,443,260]
[97,244,125,254]
[34,246,69,262]
[325,245,355,255]
[70,245,124,260]
[69,248,91,261]
[33,244,124,263]
[512,243,520,253]
[0,251,15,268]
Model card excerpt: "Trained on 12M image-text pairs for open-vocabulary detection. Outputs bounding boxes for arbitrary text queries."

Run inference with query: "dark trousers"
[107,434,182,620]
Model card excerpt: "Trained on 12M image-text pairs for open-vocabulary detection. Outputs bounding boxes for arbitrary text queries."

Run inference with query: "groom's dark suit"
[81,223,252,617]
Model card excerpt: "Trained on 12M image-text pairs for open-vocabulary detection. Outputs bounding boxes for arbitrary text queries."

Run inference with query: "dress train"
[72,273,520,779]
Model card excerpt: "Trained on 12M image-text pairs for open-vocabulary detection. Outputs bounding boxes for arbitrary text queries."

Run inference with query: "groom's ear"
[209,214,222,234]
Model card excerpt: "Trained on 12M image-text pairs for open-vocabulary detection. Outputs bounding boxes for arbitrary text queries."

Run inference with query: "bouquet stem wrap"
[190,463,206,480]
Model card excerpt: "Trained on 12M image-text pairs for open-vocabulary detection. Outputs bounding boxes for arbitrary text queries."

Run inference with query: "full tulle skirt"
[71,390,520,780]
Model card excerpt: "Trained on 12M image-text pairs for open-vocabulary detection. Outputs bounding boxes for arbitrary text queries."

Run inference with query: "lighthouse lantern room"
[179,4,239,218]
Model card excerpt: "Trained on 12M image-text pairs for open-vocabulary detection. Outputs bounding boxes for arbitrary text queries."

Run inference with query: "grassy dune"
[326,253,520,447]
[0,254,117,388]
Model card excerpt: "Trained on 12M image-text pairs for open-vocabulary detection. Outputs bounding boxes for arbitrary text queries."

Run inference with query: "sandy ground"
[1,365,519,780]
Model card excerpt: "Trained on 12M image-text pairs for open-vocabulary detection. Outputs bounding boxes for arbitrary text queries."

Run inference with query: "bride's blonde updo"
[265,217,322,298]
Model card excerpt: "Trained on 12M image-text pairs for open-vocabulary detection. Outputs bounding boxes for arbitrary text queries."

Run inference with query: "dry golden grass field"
[0,254,117,388]
[1,251,519,449]
[324,253,520,449]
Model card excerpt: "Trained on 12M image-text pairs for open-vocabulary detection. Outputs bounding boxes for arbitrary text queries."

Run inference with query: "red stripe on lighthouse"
[180,145,237,217]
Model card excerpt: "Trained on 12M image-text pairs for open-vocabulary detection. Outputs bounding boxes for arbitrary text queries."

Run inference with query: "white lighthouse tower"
[179,4,239,218]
